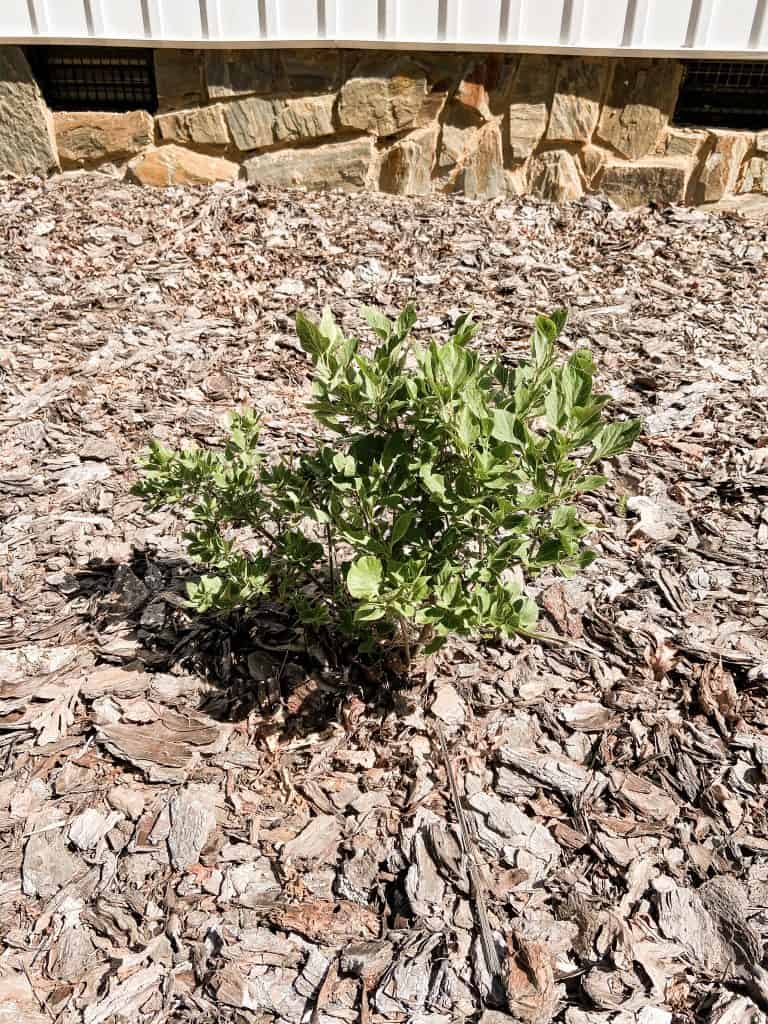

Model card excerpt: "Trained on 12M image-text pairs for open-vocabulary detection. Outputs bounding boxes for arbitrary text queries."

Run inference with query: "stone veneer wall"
[1,44,767,207]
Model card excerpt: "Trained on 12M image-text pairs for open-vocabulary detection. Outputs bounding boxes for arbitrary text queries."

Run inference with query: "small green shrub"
[134,306,640,671]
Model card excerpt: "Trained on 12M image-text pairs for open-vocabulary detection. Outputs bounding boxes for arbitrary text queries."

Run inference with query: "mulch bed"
[1,172,768,1024]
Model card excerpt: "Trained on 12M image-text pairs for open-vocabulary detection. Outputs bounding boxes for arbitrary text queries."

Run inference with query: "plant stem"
[399,616,412,674]
[412,623,434,661]
[326,523,336,589]
[254,521,328,593]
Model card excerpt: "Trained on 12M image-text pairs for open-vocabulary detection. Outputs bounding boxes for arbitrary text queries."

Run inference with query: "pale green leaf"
[592,419,643,461]
[347,556,383,600]
[491,409,518,443]
[360,306,391,340]
[419,463,446,498]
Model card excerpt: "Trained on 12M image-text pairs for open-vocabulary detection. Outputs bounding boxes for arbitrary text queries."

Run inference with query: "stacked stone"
[0,44,765,208]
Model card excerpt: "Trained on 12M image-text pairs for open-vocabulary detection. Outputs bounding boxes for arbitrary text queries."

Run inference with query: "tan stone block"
[156,105,229,148]
[581,144,609,184]
[55,110,153,166]
[243,137,374,191]
[438,121,476,176]
[694,131,753,203]
[504,165,528,196]
[547,58,610,143]
[380,125,438,196]
[128,145,239,187]
[0,47,59,177]
[738,156,768,194]
[665,127,708,159]
[756,131,768,155]
[599,157,691,208]
[450,56,518,122]
[597,60,683,161]
[454,123,505,199]
[225,97,276,152]
[455,77,492,122]
[274,95,336,143]
[154,50,203,113]
[338,55,435,138]
[529,149,583,202]
[507,55,557,160]
[453,57,513,122]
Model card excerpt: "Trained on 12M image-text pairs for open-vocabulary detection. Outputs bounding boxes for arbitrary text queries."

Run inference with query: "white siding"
[519,1,564,46]
[337,0,379,42]
[2,0,768,55]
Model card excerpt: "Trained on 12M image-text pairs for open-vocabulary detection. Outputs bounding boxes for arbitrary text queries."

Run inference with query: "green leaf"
[332,453,356,477]
[394,305,417,341]
[592,419,643,461]
[452,311,479,346]
[360,306,392,340]
[391,511,415,545]
[516,596,539,631]
[347,556,383,600]
[544,385,561,430]
[439,341,464,391]
[535,314,559,343]
[456,405,478,447]
[491,409,518,444]
[319,306,344,345]
[560,365,581,415]
[570,349,595,375]
[419,463,446,499]
[573,474,608,493]
[422,635,447,655]
[550,308,568,334]
[353,602,386,622]
[295,312,325,360]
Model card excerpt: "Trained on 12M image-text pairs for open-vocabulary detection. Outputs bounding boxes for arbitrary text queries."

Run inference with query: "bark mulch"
[1,173,768,1024]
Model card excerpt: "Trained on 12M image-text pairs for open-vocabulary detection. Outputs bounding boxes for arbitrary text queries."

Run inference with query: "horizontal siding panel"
[581,0,628,47]
[45,0,90,37]
[218,0,261,40]
[520,0,564,44]
[103,0,146,38]
[644,0,693,49]
[396,0,440,41]
[278,0,319,38]
[4,0,33,35]
[158,2,203,39]
[708,0,758,49]
[337,0,378,39]
[1,0,767,54]
[459,0,504,44]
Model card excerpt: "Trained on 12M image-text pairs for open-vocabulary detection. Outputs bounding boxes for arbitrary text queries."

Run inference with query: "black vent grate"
[675,60,768,130]
[26,46,157,113]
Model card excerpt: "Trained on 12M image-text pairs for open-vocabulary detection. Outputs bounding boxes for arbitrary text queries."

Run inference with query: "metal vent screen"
[26,46,157,113]
[675,60,768,130]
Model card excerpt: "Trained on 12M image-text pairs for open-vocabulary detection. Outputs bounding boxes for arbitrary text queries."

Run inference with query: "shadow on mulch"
[70,547,411,736]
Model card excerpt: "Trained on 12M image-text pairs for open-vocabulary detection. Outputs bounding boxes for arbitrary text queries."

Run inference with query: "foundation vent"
[26,46,157,113]
[675,60,768,131]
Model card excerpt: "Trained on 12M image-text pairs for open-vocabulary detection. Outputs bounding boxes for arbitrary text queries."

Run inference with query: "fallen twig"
[436,723,502,983]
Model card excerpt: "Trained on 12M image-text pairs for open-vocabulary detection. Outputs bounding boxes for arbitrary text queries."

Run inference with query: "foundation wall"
[1,45,766,208]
